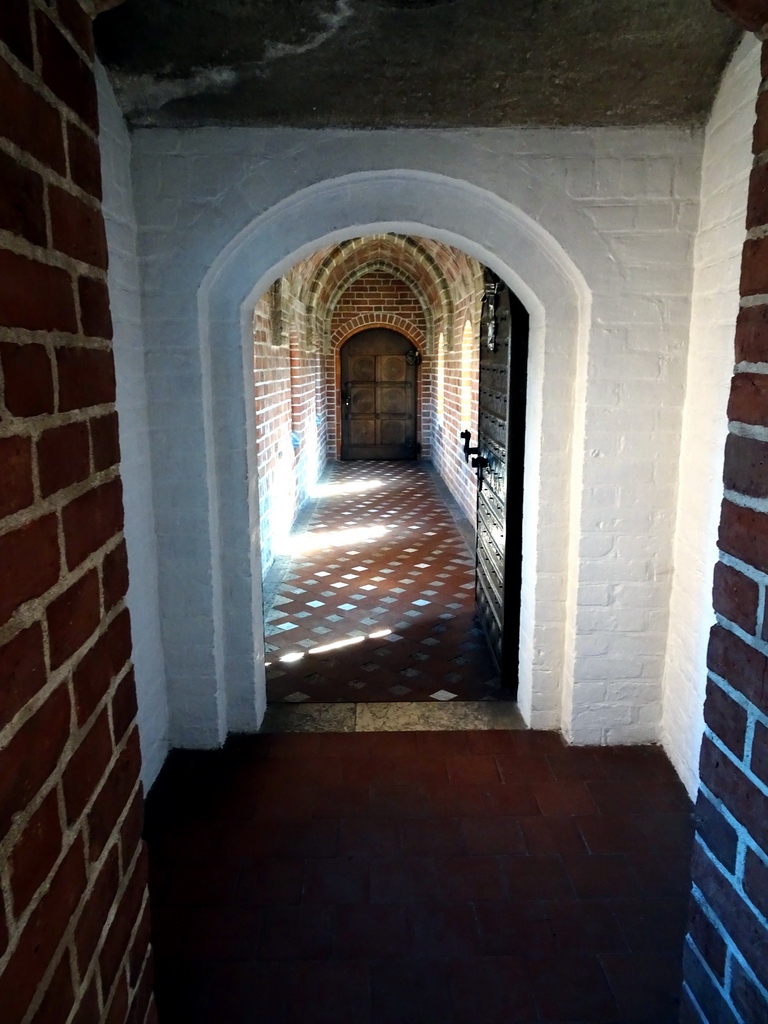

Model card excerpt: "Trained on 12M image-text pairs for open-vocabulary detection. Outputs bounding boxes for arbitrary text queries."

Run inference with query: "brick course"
[8,789,63,918]
[0,0,34,67]
[329,268,430,461]
[735,303,768,362]
[723,432,768,497]
[718,499,768,574]
[688,892,728,977]
[712,560,759,633]
[276,234,483,526]
[37,420,91,497]
[703,677,748,760]
[0,623,47,725]
[0,148,46,246]
[684,8,768,1018]
[727,371,768,426]
[0,3,153,1022]
[0,255,77,331]
[0,56,66,173]
[0,435,34,517]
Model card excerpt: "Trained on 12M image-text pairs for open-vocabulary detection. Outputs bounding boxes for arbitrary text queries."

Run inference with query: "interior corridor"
[263,460,506,705]
[5,4,768,1021]
[146,728,693,1023]
[149,464,693,1023]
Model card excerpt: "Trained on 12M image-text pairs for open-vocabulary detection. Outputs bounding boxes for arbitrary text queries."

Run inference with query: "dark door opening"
[340,328,418,460]
[471,270,529,694]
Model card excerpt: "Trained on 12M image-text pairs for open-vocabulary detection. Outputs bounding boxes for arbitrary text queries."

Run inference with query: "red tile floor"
[146,729,693,1023]
[263,461,508,703]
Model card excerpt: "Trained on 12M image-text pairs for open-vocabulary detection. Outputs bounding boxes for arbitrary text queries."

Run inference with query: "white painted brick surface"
[662,34,761,799]
[96,66,169,788]
[122,122,709,750]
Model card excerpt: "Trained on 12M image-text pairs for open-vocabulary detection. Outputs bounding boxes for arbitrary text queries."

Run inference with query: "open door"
[462,270,529,692]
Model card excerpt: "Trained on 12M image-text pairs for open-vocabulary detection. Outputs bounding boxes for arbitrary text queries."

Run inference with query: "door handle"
[471,455,488,492]
[460,430,479,464]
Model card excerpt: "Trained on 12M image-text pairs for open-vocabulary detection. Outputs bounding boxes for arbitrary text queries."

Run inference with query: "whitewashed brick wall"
[662,34,761,798]
[96,66,169,787]
[125,125,703,748]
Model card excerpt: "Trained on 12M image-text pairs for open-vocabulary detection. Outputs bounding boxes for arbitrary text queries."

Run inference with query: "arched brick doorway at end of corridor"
[339,328,421,462]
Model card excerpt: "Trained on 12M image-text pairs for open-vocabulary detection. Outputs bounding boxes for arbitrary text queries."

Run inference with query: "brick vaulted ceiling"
[94,0,741,129]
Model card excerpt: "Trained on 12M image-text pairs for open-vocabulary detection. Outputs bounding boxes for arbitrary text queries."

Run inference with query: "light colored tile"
[260,702,356,733]
[354,701,527,732]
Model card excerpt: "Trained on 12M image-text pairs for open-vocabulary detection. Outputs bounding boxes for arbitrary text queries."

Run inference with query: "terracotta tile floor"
[263,461,508,703]
[146,729,694,1023]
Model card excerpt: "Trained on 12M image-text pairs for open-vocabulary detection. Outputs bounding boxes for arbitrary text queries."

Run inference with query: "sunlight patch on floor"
[308,634,366,655]
[277,523,390,555]
[309,478,385,498]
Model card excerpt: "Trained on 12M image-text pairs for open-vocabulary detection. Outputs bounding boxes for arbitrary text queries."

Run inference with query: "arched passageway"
[194,170,589,747]
[251,245,531,712]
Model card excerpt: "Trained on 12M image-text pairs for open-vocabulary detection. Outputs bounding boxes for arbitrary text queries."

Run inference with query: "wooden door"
[340,328,418,460]
[472,271,529,690]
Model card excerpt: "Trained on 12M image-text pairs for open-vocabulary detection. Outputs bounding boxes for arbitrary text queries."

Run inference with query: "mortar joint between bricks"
[0,231,107,284]
[0,131,95,203]
[35,0,94,69]
[0,30,95,145]
[0,462,121,541]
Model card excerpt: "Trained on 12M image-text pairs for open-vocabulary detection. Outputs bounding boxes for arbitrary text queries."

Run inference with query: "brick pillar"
[0,2,154,1022]
[683,2,768,1020]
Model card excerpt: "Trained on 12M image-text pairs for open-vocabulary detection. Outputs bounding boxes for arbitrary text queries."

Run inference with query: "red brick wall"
[309,237,453,345]
[253,286,326,574]
[0,2,153,1021]
[683,3,768,1018]
[328,270,430,459]
[253,241,483,552]
[330,270,428,341]
[430,293,482,526]
[291,341,325,504]
[252,293,295,572]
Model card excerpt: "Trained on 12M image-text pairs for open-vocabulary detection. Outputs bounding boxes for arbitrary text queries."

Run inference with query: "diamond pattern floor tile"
[263,462,509,703]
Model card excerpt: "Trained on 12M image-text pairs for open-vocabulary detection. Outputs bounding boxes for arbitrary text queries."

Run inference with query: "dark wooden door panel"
[341,329,418,460]
[380,385,408,414]
[381,355,407,381]
[473,271,529,692]
[349,354,376,381]
[350,386,375,414]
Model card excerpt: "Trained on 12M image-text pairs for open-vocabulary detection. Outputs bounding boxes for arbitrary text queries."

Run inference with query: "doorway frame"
[195,169,591,746]
[335,323,425,460]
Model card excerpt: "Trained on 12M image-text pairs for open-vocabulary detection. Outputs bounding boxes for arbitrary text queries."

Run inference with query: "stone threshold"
[259,700,527,733]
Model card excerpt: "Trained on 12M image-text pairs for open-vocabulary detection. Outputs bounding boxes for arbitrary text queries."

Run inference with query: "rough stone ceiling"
[95,0,741,129]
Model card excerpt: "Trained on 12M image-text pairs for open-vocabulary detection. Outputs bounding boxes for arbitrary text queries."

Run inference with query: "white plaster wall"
[662,34,759,799]
[131,126,702,748]
[97,66,169,788]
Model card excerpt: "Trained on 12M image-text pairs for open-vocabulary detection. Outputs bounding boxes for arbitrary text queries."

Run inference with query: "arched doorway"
[188,170,589,745]
[340,328,419,460]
